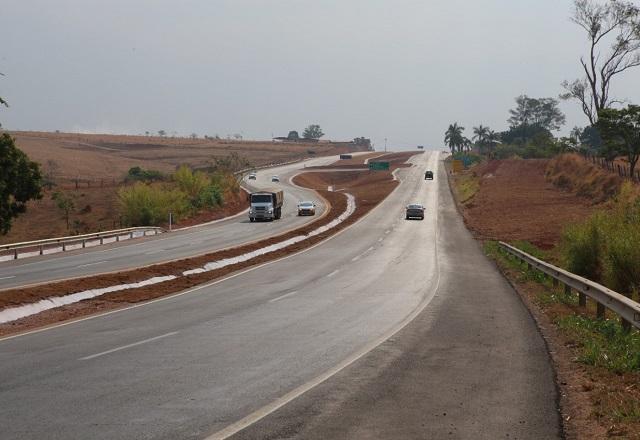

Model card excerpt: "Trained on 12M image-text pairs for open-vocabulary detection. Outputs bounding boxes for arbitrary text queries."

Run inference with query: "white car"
[248,173,257,180]
[271,175,280,182]
[297,201,316,216]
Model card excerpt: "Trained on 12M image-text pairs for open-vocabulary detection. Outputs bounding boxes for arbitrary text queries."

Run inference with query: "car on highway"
[297,201,316,216]
[425,170,433,180]
[248,173,256,180]
[271,175,280,182]
[405,203,425,220]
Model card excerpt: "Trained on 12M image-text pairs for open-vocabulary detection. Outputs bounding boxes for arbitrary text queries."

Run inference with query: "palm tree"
[472,125,489,144]
[444,123,465,153]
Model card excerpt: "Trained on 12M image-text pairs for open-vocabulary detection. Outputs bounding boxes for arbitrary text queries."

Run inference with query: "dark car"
[425,170,434,180]
[405,204,425,220]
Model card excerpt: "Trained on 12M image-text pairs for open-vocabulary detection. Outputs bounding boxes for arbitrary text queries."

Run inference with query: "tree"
[158,130,166,137]
[561,0,640,124]
[302,124,324,140]
[51,191,75,230]
[444,123,465,153]
[42,159,60,190]
[598,105,640,176]
[190,133,198,139]
[0,134,43,234]
[508,95,566,132]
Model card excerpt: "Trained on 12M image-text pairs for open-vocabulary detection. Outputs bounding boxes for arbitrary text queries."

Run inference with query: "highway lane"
[0,155,339,291]
[0,150,559,439]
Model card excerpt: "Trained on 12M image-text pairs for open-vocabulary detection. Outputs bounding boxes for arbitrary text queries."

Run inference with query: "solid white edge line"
[268,291,299,303]
[79,331,179,361]
[205,153,439,440]
[0,153,416,347]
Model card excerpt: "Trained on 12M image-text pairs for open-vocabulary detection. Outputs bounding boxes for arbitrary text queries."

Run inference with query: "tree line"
[445,0,639,171]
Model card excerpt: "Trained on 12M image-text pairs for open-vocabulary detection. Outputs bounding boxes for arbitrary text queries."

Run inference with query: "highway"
[0,151,560,439]
[0,156,337,291]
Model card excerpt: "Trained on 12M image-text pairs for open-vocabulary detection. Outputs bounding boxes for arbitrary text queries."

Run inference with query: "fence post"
[596,302,605,320]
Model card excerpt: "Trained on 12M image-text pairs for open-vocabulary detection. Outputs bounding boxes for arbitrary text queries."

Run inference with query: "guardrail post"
[62,242,66,251]
[596,302,605,320]
[578,291,586,307]
[13,249,18,260]
[116,234,120,242]
[129,231,134,239]
[82,239,86,248]
[552,277,559,288]
[39,245,44,255]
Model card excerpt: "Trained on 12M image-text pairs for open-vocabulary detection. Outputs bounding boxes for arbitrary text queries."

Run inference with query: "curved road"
[0,151,560,439]
[0,155,340,291]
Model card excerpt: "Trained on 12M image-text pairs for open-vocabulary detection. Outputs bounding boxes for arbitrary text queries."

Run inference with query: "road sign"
[451,160,464,173]
[369,161,390,171]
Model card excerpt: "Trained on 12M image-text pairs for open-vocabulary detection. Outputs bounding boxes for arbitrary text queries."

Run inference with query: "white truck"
[248,189,284,222]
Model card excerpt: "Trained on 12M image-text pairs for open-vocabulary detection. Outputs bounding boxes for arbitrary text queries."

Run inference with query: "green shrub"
[562,215,602,281]
[126,166,164,182]
[196,185,223,208]
[118,183,190,226]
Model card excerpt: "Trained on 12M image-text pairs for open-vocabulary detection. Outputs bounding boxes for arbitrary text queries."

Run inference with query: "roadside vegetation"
[445,2,640,437]
[119,162,241,227]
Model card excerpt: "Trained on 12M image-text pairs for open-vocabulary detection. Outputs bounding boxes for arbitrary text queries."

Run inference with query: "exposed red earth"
[454,158,595,249]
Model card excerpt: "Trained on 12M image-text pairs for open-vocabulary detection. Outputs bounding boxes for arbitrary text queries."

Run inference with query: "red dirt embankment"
[455,159,594,249]
[0,162,407,337]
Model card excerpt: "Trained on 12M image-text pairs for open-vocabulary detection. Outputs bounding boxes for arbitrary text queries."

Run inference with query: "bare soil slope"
[455,159,594,249]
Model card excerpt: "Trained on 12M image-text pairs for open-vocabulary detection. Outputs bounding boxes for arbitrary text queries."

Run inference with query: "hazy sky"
[2,0,639,150]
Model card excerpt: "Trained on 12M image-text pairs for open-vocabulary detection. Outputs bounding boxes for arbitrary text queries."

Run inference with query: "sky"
[1,0,639,150]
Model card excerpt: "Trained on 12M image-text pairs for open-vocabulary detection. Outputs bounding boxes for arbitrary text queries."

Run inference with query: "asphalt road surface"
[0,155,337,291]
[0,151,560,439]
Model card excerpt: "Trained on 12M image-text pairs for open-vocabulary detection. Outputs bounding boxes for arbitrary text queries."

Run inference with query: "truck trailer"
[249,189,284,222]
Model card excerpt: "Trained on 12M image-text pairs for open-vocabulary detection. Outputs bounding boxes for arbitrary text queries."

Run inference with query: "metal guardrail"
[499,241,640,330]
[0,227,164,260]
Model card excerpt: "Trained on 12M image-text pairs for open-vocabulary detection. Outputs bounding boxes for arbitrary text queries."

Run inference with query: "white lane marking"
[367,246,374,252]
[144,249,165,255]
[378,237,383,243]
[385,230,391,234]
[76,260,107,268]
[326,269,340,278]
[269,290,299,303]
[79,331,179,361]
[0,276,16,280]
[351,255,361,262]
[0,151,421,343]
[205,152,441,440]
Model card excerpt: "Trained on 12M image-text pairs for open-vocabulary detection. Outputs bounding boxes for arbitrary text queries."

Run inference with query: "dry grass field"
[11,131,362,181]
[1,131,367,244]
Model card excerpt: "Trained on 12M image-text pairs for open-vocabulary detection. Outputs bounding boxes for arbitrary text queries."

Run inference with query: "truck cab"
[249,190,284,222]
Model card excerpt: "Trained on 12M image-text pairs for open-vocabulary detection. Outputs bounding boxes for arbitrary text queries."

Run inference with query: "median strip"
[0,156,415,337]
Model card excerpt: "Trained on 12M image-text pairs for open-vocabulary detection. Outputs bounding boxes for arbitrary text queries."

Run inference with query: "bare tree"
[561,0,640,124]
